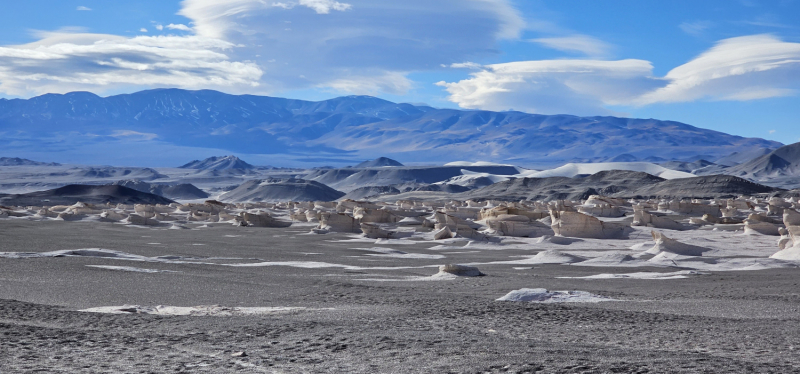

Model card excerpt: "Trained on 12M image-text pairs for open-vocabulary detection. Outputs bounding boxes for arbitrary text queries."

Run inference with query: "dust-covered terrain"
[3,208,800,373]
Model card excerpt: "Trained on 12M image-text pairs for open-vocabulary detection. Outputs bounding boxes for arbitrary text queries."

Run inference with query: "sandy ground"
[3,219,800,373]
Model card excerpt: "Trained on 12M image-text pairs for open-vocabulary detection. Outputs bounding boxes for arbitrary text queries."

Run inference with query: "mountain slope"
[219,178,345,202]
[0,157,60,166]
[179,155,255,170]
[354,157,404,168]
[0,185,174,206]
[722,142,800,180]
[0,89,781,165]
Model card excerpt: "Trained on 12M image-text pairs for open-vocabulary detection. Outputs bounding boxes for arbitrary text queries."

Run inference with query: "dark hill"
[0,185,175,206]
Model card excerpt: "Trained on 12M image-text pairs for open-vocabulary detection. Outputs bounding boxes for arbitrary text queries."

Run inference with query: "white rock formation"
[645,231,710,256]
[549,210,626,239]
[632,205,685,231]
[317,212,360,233]
[236,212,292,228]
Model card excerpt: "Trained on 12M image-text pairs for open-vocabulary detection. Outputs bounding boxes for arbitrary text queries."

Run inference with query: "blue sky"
[0,0,798,144]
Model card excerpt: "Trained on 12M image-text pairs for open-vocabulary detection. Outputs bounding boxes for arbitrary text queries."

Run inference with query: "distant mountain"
[0,89,781,165]
[0,185,174,206]
[658,159,716,173]
[723,142,800,179]
[113,180,209,200]
[714,147,775,167]
[354,157,404,168]
[219,178,345,202]
[179,156,254,170]
[0,157,60,166]
[454,171,778,201]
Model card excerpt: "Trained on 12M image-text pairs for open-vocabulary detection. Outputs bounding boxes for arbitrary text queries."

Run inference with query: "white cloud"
[140,28,148,33]
[530,35,613,57]
[155,24,164,31]
[637,34,800,104]
[298,0,352,14]
[76,6,91,11]
[110,130,158,141]
[268,0,352,13]
[176,0,524,94]
[439,34,800,115]
[324,71,413,95]
[437,59,659,115]
[0,32,262,97]
[769,130,777,134]
[166,23,192,31]
[448,62,484,69]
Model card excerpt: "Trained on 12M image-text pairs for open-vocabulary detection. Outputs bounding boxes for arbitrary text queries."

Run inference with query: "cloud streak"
[530,35,613,57]
[0,32,262,96]
[439,34,800,115]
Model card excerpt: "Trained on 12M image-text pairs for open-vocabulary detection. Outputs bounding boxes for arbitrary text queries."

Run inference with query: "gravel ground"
[2,219,800,373]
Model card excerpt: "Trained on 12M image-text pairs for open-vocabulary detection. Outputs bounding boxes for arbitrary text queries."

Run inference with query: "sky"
[0,0,798,144]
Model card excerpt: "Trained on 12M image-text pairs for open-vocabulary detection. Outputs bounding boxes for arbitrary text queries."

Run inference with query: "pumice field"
[3,1,800,372]
[3,165,800,372]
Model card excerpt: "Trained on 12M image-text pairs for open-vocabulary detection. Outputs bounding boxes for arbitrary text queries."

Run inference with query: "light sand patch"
[497,288,615,303]
[79,305,326,316]
[558,270,706,280]
[86,265,180,273]
[355,247,445,259]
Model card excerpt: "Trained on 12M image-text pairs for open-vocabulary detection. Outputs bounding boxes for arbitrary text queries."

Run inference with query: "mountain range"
[0,89,782,167]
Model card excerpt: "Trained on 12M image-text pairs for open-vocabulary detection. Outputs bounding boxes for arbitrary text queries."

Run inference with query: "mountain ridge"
[0,89,781,166]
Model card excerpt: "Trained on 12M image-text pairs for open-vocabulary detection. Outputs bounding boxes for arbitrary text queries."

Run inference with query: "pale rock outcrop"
[125,213,158,226]
[585,195,627,207]
[305,210,320,222]
[67,202,102,215]
[360,223,394,239]
[720,207,738,218]
[56,212,85,221]
[433,212,481,230]
[290,209,309,222]
[433,226,454,240]
[778,228,793,250]
[782,209,800,249]
[645,231,710,256]
[100,210,128,222]
[727,199,752,210]
[577,204,623,218]
[35,208,59,218]
[352,207,399,223]
[485,215,553,237]
[632,205,685,231]
[768,204,785,217]
[743,214,782,236]
[480,206,547,221]
[317,212,360,233]
[236,212,292,228]
[549,210,627,239]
